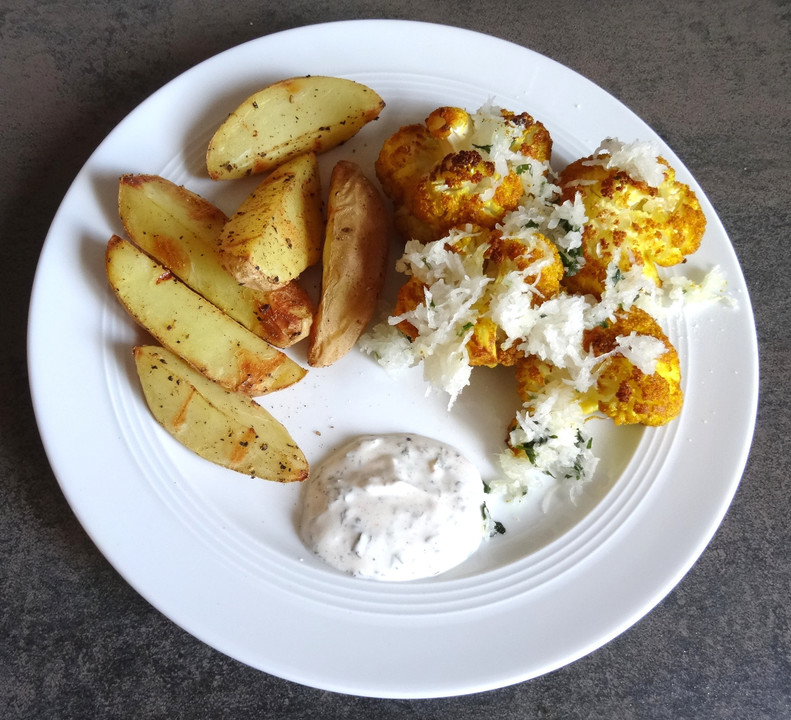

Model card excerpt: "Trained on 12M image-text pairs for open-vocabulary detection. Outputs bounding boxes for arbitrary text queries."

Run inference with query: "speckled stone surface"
[1,1,789,718]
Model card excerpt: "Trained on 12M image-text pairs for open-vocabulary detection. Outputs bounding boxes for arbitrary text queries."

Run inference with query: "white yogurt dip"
[299,434,486,581]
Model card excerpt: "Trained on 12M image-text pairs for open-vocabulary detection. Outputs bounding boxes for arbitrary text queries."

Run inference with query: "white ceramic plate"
[28,20,758,698]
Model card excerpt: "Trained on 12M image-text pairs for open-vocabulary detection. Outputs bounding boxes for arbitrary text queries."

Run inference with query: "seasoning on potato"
[109,75,393,484]
[308,160,389,367]
[206,75,385,180]
[133,345,308,483]
[118,173,314,348]
[217,152,324,292]
[106,235,306,396]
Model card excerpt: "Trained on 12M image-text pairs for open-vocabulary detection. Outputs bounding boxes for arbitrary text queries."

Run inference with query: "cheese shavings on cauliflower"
[375,103,553,243]
[559,138,707,298]
[586,137,667,187]
[394,234,491,406]
[494,377,599,501]
[364,103,730,504]
[359,229,492,407]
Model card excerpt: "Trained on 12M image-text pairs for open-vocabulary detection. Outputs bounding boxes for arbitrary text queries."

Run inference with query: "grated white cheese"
[610,333,667,374]
[358,322,414,374]
[491,379,599,502]
[361,233,492,408]
[548,194,588,252]
[505,293,589,368]
[585,137,667,188]
[359,105,727,504]
[593,262,737,320]
[660,265,736,308]
[468,103,526,178]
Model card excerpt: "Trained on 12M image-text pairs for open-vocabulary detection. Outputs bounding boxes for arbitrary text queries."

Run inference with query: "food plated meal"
[104,73,731,583]
[28,21,758,697]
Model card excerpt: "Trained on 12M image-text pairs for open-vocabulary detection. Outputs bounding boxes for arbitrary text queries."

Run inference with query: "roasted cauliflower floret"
[425,106,474,142]
[393,226,563,368]
[582,307,682,426]
[514,353,555,401]
[375,123,450,206]
[484,231,564,300]
[393,279,512,368]
[411,150,524,239]
[375,105,553,242]
[515,307,682,427]
[497,109,553,163]
[506,354,596,484]
[425,106,552,163]
[558,148,706,297]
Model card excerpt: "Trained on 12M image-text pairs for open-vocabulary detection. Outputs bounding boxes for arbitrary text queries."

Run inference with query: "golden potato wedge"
[133,345,308,482]
[308,161,389,367]
[118,174,313,347]
[218,152,323,292]
[106,235,306,395]
[206,75,385,180]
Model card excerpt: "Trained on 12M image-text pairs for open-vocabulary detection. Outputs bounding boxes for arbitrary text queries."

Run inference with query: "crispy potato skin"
[106,235,306,396]
[253,280,314,348]
[218,152,324,292]
[118,173,313,347]
[206,76,385,180]
[308,161,389,367]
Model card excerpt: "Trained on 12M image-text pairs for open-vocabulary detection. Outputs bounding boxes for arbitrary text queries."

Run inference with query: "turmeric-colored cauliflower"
[514,353,556,401]
[424,106,474,142]
[513,306,682,427]
[558,144,706,298]
[375,123,449,207]
[375,105,553,242]
[484,230,565,296]
[496,109,553,162]
[364,109,710,500]
[393,224,563,368]
[411,149,525,239]
[423,106,552,163]
[582,307,683,426]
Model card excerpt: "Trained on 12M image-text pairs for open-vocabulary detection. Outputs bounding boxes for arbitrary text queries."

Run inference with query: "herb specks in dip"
[299,434,486,581]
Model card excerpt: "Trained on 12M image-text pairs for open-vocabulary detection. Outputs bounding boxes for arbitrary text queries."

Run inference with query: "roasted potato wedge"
[206,76,385,180]
[218,152,323,292]
[133,345,308,482]
[308,161,389,367]
[106,235,306,395]
[118,174,313,347]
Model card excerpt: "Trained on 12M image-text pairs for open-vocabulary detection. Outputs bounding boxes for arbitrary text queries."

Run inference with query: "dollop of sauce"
[299,434,486,581]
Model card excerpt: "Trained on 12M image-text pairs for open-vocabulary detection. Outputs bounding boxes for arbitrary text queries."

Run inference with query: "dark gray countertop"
[2,1,788,717]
